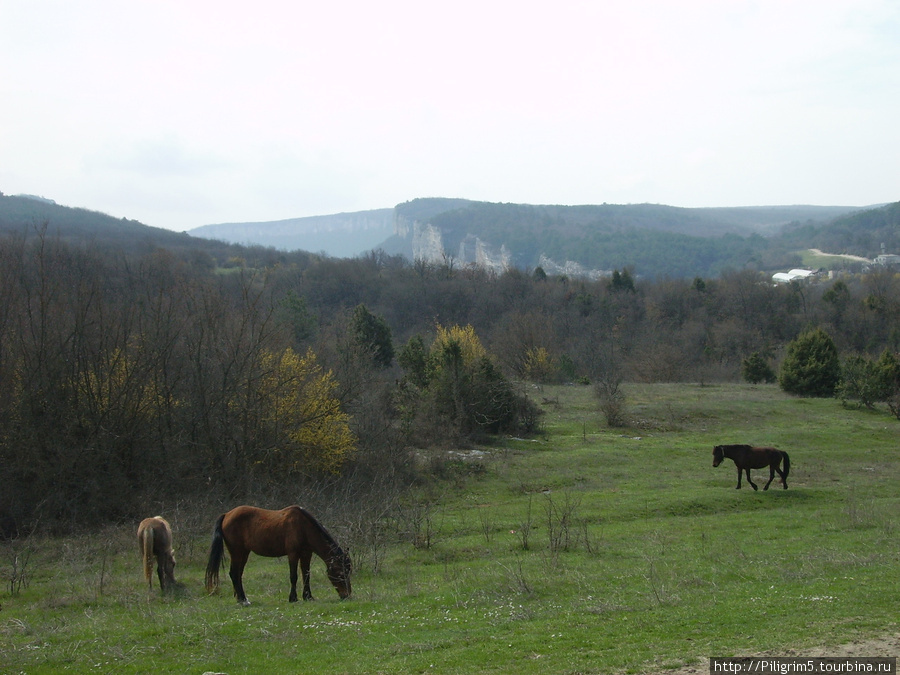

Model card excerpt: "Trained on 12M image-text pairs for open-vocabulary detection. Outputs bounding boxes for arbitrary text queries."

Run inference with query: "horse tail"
[782,451,791,478]
[205,513,226,594]
[141,526,155,587]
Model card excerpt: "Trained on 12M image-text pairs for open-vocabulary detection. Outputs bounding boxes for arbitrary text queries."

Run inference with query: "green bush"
[836,354,885,408]
[397,325,542,442]
[741,352,776,384]
[778,328,840,397]
[877,350,900,419]
[351,304,395,368]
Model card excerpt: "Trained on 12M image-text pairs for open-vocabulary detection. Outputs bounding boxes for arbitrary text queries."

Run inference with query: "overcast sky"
[1,1,898,232]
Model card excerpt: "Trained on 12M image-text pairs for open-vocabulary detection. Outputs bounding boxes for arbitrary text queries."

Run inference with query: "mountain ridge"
[3,190,895,279]
[189,198,870,276]
[190,208,395,258]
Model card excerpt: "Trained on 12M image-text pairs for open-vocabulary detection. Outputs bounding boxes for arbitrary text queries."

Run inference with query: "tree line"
[1,224,898,533]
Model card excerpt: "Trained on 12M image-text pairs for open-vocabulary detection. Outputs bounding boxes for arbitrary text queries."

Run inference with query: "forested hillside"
[7,191,892,280]
[193,197,872,279]
[778,201,900,258]
[0,193,194,253]
[400,199,864,277]
[1,192,899,536]
[2,205,899,535]
[190,208,395,258]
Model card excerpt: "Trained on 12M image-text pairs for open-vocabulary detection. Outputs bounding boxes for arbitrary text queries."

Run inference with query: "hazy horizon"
[2,1,898,231]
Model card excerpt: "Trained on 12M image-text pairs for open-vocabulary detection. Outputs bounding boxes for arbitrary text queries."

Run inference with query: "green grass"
[797,249,868,269]
[2,383,898,674]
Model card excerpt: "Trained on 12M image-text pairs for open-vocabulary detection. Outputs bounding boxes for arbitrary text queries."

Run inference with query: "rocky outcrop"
[397,215,605,277]
[410,221,445,263]
[400,220,512,272]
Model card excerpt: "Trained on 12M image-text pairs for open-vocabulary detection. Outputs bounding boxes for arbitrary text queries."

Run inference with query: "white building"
[874,254,900,267]
[772,268,817,284]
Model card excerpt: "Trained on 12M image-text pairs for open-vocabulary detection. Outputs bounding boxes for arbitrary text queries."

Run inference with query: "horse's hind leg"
[228,552,251,606]
[776,464,788,489]
[288,555,299,603]
[763,466,776,490]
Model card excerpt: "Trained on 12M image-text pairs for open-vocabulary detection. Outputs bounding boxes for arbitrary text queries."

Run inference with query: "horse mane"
[299,507,344,556]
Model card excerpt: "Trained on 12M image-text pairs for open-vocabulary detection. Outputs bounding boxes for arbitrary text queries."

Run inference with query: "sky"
[1,1,898,232]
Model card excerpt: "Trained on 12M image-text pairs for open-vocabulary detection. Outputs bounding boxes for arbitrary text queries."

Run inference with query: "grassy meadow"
[798,249,869,269]
[2,383,898,674]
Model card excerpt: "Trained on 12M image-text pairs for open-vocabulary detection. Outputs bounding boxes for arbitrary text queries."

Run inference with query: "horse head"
[712,445,724,467]
[326,547,352,600]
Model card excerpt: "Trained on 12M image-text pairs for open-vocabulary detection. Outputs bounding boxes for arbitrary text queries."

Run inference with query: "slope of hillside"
[6,190,892,280]
[778,201,900,258]
[189,198,867,278]
[391,199,866,278]
[0,193,193,252]
[191,208,395,258]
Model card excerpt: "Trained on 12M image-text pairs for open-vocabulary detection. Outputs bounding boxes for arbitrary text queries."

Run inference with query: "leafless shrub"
[514,495,534,551]
[3,536,35,596]
[596,378,628,427]
[478,508,494,544]
[495,555,533,596]
[544,491,580,553]
[395,498,442,550]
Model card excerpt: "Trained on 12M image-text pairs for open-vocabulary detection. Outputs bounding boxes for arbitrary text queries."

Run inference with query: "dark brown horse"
[204,505,352,605]
[137,516,177,593]
[713,444,791,490]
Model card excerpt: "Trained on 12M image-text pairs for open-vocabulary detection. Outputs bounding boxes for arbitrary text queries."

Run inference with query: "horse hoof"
[239,599,251,607]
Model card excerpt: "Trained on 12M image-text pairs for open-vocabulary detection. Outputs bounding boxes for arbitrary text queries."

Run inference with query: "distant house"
[874,254,900,267]
[772,268,817,284]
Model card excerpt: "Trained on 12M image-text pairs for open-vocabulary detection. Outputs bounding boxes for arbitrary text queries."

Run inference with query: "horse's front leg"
[745,469,758,491]
[156,560,166,591]
[300,551,314,601]
[288,555,299,602]
[735,466,742,489]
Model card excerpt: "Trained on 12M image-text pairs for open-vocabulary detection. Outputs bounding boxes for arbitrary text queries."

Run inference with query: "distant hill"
[5,190,895,279]
[0,193,194,253]
[778,201,900,259]
[190,199,868,278]
[190,209,395,258]
[401,200,861,239]
[387,200,870,278]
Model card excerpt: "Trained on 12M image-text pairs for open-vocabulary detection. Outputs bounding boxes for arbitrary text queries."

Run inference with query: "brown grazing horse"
[713,444,791,490]
[137,516,177,593]
[204,505,352,605]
